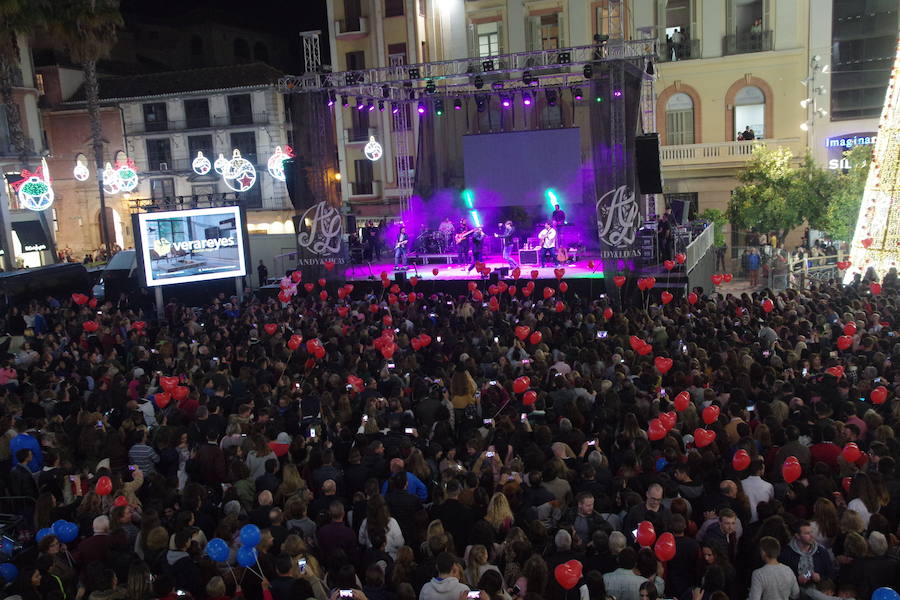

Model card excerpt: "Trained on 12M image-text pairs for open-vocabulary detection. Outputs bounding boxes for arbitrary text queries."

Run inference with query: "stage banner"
[588,65,644,269]
[292,201,346,276]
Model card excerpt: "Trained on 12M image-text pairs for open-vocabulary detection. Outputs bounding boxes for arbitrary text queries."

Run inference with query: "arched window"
[190,35,203,56]
[734,85,765,139]
[234,38,250,61]
[665,92,694,145]
[253,42,269,62]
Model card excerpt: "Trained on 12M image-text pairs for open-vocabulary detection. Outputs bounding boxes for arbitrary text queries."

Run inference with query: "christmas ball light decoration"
[222,149,257,192]
[192,151,212,175]
[114,158,139,192]
[73,161,90,182]
[13,158,55,211]
[101,162,121,195]
[266,145,294,181]
[364,136,383,161]
[213,153,229,175]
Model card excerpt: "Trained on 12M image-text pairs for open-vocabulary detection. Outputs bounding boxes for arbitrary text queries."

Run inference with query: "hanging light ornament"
[266,145,294,182]
[114,158,139,192]
[213,153,229,175]
[73,160,90,182]
[222,149,257,192]
[13,157,55,211]
[192,151,212,175]
[102,162,121,195]
[364,136,383,161]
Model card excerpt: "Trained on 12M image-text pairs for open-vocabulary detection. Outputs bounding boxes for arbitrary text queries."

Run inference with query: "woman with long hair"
[465,545,503,589]
[245,434,277,480]
[485,493,514,538]
[391,546,417,591]
[809,498,839,548]
[358,495,404,559]
[847,473,882,527]
[125,562,152,600]
[275,463,306,505]
[36,535,76,598]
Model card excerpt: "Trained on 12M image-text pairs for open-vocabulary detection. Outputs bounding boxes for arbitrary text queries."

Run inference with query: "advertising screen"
[136,206,247,287]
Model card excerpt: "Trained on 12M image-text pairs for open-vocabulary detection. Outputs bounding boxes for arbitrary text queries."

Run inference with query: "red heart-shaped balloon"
[723,273,733,283]
[659,411,677,431]
[762,299,774,313]
[870,283,882,295]
[513,376,530,394]
[637,342,652,356]
[160,376,179,392]
[555,301,565,313]
[523,390,537,406]
[694,428,716,448]
[543,287,555,299]
[654,356,673,374]
[871,385,888,405]
[554,268,565,280]
[603,307,613,320]
[841,443,861,463]
[663,260,675,271]
[553,561,582,591]
[674,390,690,411]
[323,260,335,271]
[613,276,626,287]
[661,291,673,305]
[711,274,723,286]
[782,458,802,483]
[154,392,171,409]
[291,270,302,283]
[675,253,686,264]
[287,334,303,350]
[826,366,844,379]
[264,324,278,335]
[843,322,857,336]
[410,276,419,287]
[732,449,751,471]
[702,405,720,425]
[559,282,568,293]
[636,521,656,547]
[515,326,531,340]
[861,237,873,248]
[654,533,676,562]
[531,270,540,280]
[512,267,521,279]
[648,419,667,441]
[530,331,542,345]
[687,292,698,305]
[173,386,189,402]
[304,283,314,293]
[836,335,852,350]
[836,261,850,270]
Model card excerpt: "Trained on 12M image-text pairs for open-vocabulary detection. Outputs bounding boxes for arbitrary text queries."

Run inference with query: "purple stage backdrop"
[462,129,583,207]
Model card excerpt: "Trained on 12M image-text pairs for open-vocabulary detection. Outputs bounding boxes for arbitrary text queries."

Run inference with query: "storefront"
[10,218,54,268]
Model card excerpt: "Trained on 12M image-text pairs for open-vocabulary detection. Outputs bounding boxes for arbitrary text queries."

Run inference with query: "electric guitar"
[455,229,475,244]
[394,237,408,250]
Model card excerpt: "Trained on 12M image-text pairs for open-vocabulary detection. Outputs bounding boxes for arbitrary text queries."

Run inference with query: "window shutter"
[468,23,477,58]
[558,11,567,49]
[526,16,540,51]
[762,0,770,30]
[497,21,505,55]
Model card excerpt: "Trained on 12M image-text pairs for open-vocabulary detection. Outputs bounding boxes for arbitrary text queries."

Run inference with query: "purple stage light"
[391,103,399,114]
[417,101,426,114]
[613,89,623,98]
[501,95,511,108]
[523,92,532,106]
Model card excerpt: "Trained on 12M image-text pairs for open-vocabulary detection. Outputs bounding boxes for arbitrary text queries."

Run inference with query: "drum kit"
[415,229,453,253]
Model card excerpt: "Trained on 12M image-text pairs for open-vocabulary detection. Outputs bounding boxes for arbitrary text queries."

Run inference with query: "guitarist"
[551,203,566,245]
[538,222,558,268]
[466,227,485,272]
[456,218,471,264]
[394,224,409,269]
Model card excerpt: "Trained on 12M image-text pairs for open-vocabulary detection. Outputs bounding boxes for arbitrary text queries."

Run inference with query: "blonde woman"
[281,534,329,600]
[275,464,306,505]
[485,493,514,537]
[465,544,503,588]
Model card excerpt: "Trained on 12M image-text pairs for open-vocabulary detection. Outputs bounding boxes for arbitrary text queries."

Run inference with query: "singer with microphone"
[394,224,409,270]
[494,220,518,269]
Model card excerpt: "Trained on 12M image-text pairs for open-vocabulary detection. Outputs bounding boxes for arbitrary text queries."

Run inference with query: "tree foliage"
[698,208,727,247]
[820,144,870,241]
[728,145,867,244]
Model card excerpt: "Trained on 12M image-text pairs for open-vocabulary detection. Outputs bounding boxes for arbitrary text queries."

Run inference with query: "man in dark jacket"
[10,448,37,498]
[316,501,358,563]
[192,431,227,487]
[666,515,700,597]
[779,521,834,591]
[429,479,473,554]
[559,491,613,548]
[384,472,421,542]
[165,530,203,598]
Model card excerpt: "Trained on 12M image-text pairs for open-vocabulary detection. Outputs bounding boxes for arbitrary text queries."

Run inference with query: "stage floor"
[343,256,605,281]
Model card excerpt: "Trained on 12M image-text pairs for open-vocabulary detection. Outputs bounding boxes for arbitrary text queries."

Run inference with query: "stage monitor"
[135,206,248,287]
[462,128,583,208]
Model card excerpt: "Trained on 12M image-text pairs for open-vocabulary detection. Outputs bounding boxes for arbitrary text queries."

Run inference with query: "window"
[350,107,370,140]
[344,0,362,30]
[227,94,252,126]
[184,99,210,128]
[190,35,203,55]
[476,22,500,57]
[388,43,407,65]
[665,93,695,145]
[254,42,269,62]
[345,51,365,71]
[230,132,257,165]
[192,184,215,198]
[734,86,765,139]
[145,139,172,170]
[354,159,374,195]
[385,0,404,17]
[187,135,213,162]
[540,14,560,50]
[150,178,175,200]
[234,38,250,61]
[142,102,168,132]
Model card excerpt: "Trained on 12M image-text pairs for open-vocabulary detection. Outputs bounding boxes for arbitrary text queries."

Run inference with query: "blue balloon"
[206,538,230,563]
[239,524,261,547]
[51,519,67,537]
[0,539,13,555]
[872,588,900,600]
[236,545,257,568]
[35,528,53,543]
[56,522,78,544]
[0,563,18,582]
[655,457,668,472]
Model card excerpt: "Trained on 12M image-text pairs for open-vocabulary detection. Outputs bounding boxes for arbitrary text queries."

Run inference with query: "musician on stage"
[494,220,518,269]
[394,224,409,269]
[438,217,455,252]
[467,226,485,272]
[538,222,558,268]
[457,218,470,264]
[551,203,566,244]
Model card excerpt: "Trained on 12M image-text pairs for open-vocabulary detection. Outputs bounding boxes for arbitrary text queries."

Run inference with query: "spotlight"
[435,99,444,115]
[408,67,420,79]
[583,64,593,79]
[356,97,364,110]
[453,98,462,110]
[382,85,390,98]
[557,52,571,64]
[572,87,582,101]
[476,95,487,113]
[482,59,494,71]
[378,100,385,112]
[327,90,336,106]
[501,94,511,108]
[522,70,533,85]
[474,75,484,89]
[545,89,557,107]
[367,99,375,111]
[425,79,436,94]
[612,89,623,98]
[391,102,399,114]
[800,98,810,108]
[800,122,810,131]
[595,95,604,103]
[417,100,426,114]
[341,95,349,107]
[522,92,532,106]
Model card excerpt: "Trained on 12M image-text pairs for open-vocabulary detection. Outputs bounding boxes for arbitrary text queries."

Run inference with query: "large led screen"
[136,206,247,287]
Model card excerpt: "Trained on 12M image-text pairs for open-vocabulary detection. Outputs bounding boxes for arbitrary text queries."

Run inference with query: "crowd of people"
[0,270,899,600]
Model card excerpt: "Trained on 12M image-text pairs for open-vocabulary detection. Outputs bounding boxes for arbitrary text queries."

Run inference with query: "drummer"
[439,217,455,251]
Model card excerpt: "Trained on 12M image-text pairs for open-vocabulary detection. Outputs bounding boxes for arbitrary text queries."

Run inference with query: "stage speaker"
[635,134,663,195]
[489,272,499,285]
[670,199,691,226]
[393,271,407,284]
[497,267,510,278]
[347,215,357,235]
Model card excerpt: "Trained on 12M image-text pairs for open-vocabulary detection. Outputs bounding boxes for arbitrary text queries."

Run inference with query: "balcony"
[335,17,368,40]
[349,180,381,198]
[658,38,701,62]
[660,138,803,171]
[344,127,377,144]
[722,30,773,56]
[125,112,272,135]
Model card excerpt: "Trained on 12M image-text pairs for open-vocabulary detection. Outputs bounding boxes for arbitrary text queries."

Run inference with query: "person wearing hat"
[268,432,292,458]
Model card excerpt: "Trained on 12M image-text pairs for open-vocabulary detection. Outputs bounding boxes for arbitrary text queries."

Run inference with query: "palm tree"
[50,0,122,253]
[0,0,48,164]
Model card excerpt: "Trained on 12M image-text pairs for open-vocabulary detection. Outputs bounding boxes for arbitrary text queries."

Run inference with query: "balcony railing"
[723,30,773,56]
[335,17,368,38]
[349,180,381,197]
[141,156,259,173]
[344,127,376,144]
[658,38,701,62]
[125,112,272,134]
[660,138,802,168]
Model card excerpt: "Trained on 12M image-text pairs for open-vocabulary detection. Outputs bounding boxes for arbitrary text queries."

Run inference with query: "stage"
[343,256,605,282]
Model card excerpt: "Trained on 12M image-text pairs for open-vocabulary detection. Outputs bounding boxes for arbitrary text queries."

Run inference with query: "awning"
[12,220,49,252]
